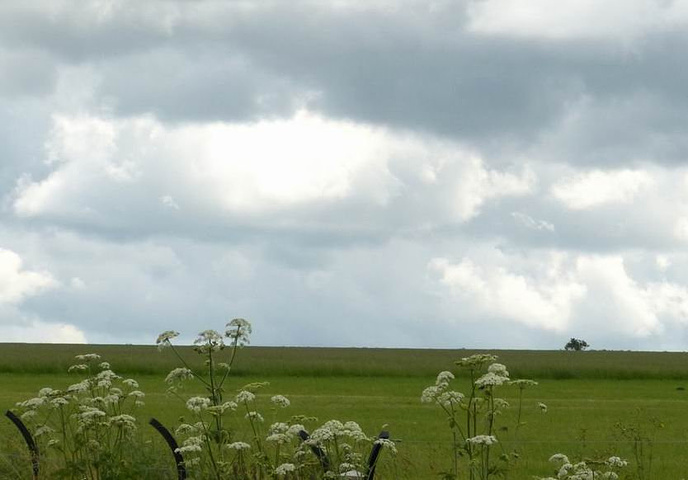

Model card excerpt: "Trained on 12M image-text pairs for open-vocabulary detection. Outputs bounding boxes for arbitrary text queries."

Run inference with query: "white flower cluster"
[545,453,627,480]
[275,463,296,476]
[156,330,179,349]
[466,435,498,446]
[186,397,211,413]
[165,367,194,385]
[309,420,370,444]
[226,318,252,346]
[270,394,291,408]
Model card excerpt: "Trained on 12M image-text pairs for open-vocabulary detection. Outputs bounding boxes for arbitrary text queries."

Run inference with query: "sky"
[3,1,688,350]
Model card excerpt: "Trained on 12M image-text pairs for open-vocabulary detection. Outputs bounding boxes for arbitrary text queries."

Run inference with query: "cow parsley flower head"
[165,367,194,384]
[122,378,139,389]
[606,456,628,468]
[245,411,264,423]
[275,463,296,476]
[156,331,179,349]
[236,390,256,403]
[421,385,442,403]
[225,441,251,451]
[194,330,224,352]
[186,396,211,413]
[68,364,88,373]
[38,387,56,398]
[510,379,538,388]
[538,402,548,413]
[549,453,570,464]
[488,363,509,377]
[109,414,137,430]
[456,354,498,369]
[75,353,101,362]
[466,435,498,446]
[475,372,509,388]
[226,318,252,346]
[271,395,290,408]
[435,371,455,386]
[438,391,464,407]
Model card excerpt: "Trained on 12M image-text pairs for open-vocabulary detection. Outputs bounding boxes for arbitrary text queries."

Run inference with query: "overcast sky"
[3,1,688,350]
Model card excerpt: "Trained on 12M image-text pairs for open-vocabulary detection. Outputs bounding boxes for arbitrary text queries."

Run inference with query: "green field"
[1,344,688,479]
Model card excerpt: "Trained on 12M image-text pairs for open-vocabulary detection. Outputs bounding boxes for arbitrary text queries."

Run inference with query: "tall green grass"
[1,344,688,379]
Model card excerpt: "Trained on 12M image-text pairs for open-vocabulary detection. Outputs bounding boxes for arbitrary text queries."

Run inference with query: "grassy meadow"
[1,344,688,478]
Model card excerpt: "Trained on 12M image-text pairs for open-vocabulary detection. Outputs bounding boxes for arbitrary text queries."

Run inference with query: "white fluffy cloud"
[0,320,86,343]
[467,0,688,40]
[11,112,534,232]
[551,169,654,210]
[0,248,56,304]
[430,251,688,340]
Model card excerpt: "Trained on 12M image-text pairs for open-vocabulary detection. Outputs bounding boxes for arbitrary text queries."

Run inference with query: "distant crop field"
[1,343,688,379]
[1,344,688,479]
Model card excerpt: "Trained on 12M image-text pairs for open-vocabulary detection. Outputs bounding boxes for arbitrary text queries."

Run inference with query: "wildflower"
[75,353,101,362]
[109,414,137,430]
[156,330,179,348]
[475,372,509,388]
[438,391,464,407]
[538,402,548,413]
[175,436,203,454]
[165,367,194,384]
[128,390,145,399]
[510,378,538,388]
[225,441,251,451]
[245,411,264,423]
[226,318,252,346]
[98,362,110,370]
[175,424,197,435]
[466,435,498,446]
[17,397,45,408]
[421,385,441,403]
[269,422,290,434]
[67,380,90,394]
[38,387,56,397]
[20,410,36,420]
[207,401,237,415]
[549,453,570,464]
[186,397,211,413]
[271,395,290,408]
[266,433,291,444]
[68,364,88,373]
[235,390,256,403]
[122,378,139,389]
[275,463,296,476]
[287,424,306,437]
[435,371,455,386]
[606,456,628,468]
[456,354,498,369]
[488,363,509,377]
[194,329,224,350]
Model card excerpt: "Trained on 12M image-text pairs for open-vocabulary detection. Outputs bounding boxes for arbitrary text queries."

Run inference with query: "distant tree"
[565,338,589,351]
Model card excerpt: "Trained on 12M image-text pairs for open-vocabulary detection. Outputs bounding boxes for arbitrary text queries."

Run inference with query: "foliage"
[157,319,396,479]
[564,338,589,351]
[421,354,540,479]
[13,354,146,479]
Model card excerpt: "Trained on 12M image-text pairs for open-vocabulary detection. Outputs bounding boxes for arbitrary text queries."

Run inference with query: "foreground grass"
[2,370,688,479]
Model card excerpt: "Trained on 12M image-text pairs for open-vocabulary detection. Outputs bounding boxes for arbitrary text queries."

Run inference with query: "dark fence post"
[365,430,390,480]
[5,410,39,480]
[298,429,331,472]
[149,417,187,480]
